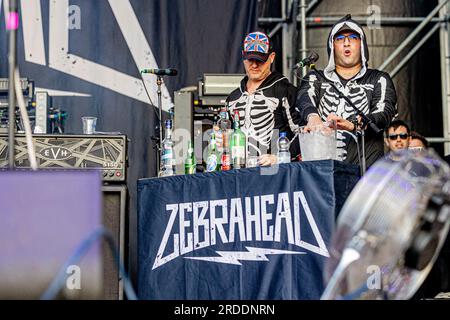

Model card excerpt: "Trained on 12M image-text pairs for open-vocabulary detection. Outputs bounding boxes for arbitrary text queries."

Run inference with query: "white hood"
[324,16,369,83]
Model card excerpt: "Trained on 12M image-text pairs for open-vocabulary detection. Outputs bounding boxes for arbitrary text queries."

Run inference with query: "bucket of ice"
[299,121,337,161]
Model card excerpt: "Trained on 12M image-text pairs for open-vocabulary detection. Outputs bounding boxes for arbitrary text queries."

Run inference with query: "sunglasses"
[334,34,360,42]
[388,133,409,140]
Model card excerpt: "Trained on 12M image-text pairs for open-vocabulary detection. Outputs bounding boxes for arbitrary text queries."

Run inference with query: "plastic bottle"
[277,132,291,164]
[159,119,176,176]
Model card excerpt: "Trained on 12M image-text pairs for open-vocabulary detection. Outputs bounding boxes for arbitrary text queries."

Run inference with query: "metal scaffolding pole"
[306,0,321,15]
[259,17,285,23]
[379,0,449,71]
[282,0,294,81]
[303,16,446,26]
[440,0,450,154]
[427,137,450,143]
[260,16,447,25]
[389,23,441,78]
[299,0,307,80]
[268,22,283,38]
[291,0,299,84]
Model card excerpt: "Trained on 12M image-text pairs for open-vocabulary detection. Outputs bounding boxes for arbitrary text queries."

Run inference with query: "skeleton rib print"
[319,83,372,119]
[228,91,279,154]
[318,82,373,160]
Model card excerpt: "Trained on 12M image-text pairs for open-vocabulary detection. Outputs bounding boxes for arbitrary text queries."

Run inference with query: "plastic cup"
[82,117,97,134]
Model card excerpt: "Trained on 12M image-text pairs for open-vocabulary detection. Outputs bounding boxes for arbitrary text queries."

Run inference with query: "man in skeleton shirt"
[226,31,301,166]
[295,15,397,167]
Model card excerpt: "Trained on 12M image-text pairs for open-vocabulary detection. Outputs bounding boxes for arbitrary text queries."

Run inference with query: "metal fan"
[321,149,450,300]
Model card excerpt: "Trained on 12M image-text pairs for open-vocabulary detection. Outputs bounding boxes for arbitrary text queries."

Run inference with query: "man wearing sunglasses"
[226,31,301,166]
[295,15,397,168]
[385,119,411,153]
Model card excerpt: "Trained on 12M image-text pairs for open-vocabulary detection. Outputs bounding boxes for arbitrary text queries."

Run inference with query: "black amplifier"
[0,134,127,182]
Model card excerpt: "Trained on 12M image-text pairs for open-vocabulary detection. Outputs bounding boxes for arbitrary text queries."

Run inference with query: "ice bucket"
[299,121,337,161]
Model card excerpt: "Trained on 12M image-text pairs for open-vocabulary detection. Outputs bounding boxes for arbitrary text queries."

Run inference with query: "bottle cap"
[280,132,287,138]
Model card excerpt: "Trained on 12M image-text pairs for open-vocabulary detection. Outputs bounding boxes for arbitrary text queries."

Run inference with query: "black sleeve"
[285,84,301,159]
[272,83,301,159]
[273,83,300,133]
[295,71,322,125]
[366,72,397,130]
[285,84,302,132]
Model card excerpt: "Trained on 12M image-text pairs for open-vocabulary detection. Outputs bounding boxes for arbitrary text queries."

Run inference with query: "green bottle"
[206,132,220,172]
[184,141,197,174]
[230,110,246,169]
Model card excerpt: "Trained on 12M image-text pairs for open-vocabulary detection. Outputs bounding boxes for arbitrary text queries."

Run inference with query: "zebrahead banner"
[137,161,359,299]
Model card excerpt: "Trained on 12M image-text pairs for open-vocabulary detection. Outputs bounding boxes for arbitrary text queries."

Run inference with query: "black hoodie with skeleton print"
[295,15,397,167]
[226,71,301,158]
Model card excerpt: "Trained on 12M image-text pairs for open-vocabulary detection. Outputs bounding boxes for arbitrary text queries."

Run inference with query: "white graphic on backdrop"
[20,0,46,66]
[1,0,172,109]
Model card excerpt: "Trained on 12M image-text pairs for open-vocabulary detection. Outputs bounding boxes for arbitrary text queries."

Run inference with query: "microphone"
[292,52,319,69]
[141,68,178,76]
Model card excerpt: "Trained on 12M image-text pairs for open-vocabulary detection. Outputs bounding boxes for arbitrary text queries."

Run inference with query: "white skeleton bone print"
[296,16,397,167]
[228,92,279,156]
[316,82,374,160]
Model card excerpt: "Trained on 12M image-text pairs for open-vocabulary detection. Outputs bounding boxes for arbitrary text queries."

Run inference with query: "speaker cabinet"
[102,185,127,300]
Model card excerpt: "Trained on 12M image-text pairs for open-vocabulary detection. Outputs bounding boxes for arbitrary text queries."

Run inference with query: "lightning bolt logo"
[184,247,306,265]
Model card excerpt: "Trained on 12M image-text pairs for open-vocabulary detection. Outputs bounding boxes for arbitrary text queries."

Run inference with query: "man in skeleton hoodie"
[295,15,397,167]
[226,31,301,166]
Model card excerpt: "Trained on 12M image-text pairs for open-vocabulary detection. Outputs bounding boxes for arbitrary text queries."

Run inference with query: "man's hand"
[258,154,278,166]
[304,114,323,132]
[306,114,323,126]
[326,113,356,131]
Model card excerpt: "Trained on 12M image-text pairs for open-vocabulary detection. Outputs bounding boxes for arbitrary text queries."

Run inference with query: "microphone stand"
[307,64,381,175]
[140,73,164,176]
[156,75,163,174]
[141,70,175,176]
[350,113,366,176]
[360,128,366,175]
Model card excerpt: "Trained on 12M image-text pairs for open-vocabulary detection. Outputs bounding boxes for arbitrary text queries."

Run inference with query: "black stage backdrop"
[0,0,257,285]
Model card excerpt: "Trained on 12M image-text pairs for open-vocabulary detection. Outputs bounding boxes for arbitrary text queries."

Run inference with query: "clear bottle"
[230,110,246,169]
[159,119,176,177]
[184,141,196,174]
[218,105,231,129]
[277,132,291,164]
[206,132,220,172]
[212,115,221,158]
[217,105,231,154]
